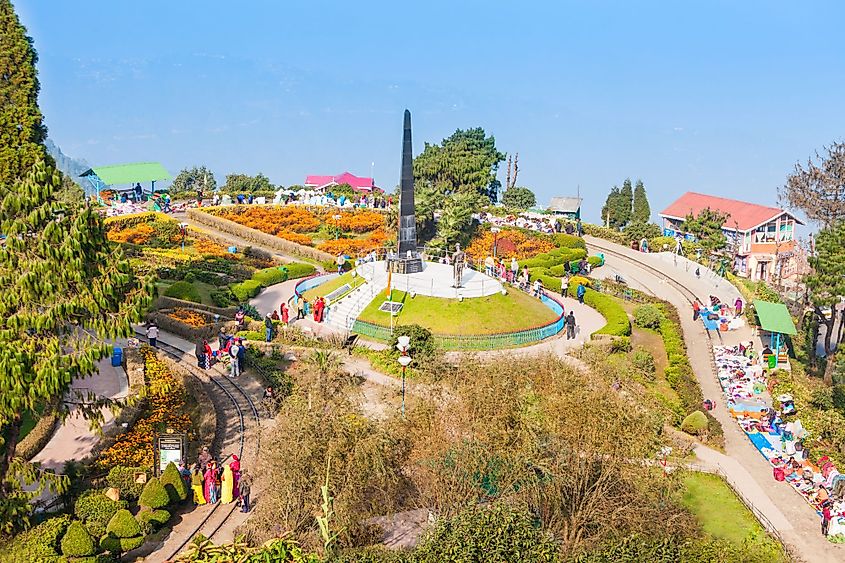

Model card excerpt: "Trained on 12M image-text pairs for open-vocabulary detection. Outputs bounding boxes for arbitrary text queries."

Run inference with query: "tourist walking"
[237,338,246,373]
[336,254,345,274]
[146,322,159,348]
[239,470,252,513]
[576,218,583,237]
[510,257,519,284]
[195,339,207,368]
[566,311,577,339]
[734,297,743,316]
[221,463,234,504]
[218,327,228,351]
[235,306,246,330]
[281,303,289,325]
[229,341,240,378]
[297,299,305,320]
[822,502,832,536]
[198,446,211,469]
[230,454,241,498]
[264,313,274,342]
[576,282,586,305]
[191,464,206,505]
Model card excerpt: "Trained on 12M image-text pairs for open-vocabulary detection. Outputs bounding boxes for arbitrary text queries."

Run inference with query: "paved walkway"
[590,238,841,562]
[32,355,129,472]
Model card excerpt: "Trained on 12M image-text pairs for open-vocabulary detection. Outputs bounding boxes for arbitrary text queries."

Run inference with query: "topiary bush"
[139,477,170,510]
[100,509,144,554]
[163,280,201,303]
[285,262,317,279]
[74,489,128,539]
[160,462,188,504]
[137,508,171,534]
[106,466,148,501]
[3,514,71,560]
[230,279,262,301]
[633,304,663,329]
[252,266,289,287]
[61,520,96,558]
[567,282,631,337]
[553,233,586,249]
[681,411,709,435]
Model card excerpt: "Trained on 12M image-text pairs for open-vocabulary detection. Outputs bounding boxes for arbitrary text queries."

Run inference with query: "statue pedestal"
[386,256,424,274]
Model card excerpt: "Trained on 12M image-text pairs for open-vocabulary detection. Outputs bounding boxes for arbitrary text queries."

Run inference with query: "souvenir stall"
[713,345,845,539]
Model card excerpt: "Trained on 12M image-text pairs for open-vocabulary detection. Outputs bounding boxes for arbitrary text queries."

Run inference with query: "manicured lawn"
[679,472,765,546]
[357,288,557,335]
[302,271,365,302]
[156,280,219,306]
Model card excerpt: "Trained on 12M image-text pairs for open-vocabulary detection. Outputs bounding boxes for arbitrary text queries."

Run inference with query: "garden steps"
[326,274,388,332]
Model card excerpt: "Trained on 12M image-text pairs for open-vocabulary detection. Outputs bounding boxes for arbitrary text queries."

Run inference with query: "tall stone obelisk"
[390,109,423,273]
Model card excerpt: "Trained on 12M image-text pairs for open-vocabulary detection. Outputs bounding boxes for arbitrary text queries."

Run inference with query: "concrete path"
[32,355,129,472]
[589,238,842,562]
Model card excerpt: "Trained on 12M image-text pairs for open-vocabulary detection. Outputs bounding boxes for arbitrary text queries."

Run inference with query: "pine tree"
[0,0,151,530]
[0,0,48,187]
[632,179,650,223]
[618,178,634,227]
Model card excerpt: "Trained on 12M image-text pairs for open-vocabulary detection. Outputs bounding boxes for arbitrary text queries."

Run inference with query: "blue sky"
[15,0,845,223]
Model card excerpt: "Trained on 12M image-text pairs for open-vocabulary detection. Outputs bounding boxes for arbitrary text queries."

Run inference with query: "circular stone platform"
[356,260,503,298]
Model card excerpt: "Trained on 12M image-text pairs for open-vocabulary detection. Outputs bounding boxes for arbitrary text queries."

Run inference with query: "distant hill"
[45,138,90,186]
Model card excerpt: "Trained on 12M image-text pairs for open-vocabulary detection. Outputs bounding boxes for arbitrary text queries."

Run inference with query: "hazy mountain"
[45,138,89,186]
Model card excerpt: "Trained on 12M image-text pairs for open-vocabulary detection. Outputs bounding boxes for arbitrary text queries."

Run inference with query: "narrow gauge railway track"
[586,239,713,344]
[133,332,260,561]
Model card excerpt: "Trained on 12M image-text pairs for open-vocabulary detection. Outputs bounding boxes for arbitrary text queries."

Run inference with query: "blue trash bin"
[111,347,123,367]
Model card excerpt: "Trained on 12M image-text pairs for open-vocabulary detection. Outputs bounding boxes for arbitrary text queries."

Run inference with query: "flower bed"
[466,228,555,261]
[96,348,192,469]
[166,308,210,327]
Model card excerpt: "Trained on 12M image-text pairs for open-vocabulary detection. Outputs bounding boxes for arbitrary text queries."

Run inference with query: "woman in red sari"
[281,303,289,325]
[313,297,324,322]
[230,453,241,498]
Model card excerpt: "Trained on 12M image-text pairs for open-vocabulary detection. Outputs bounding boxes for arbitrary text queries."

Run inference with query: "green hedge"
[160,462,188,504]
[106,466,149,501]
[252,266,288,287]
[3,514,71,560]
[101,509,144,554]
[231,279,262,301]
[74,489,128,539]
[139,477,170,510]
[285,262,317,279]
[553,233,586,249]
[137,508,170,534]
[567,282,631,336]
[163,280,201,303]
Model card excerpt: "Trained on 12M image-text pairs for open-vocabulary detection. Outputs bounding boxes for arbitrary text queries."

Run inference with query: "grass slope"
[357,289,557,335]
[679,473,765,546]
[302,271,365,302]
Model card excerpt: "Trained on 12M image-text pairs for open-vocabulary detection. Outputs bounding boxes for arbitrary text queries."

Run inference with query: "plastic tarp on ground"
[81,162,171,186]
[753,300,797,335]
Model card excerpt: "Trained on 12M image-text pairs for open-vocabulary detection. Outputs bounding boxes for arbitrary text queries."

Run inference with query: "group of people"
[193,328,247,378]
[479,212,583,237]
[189,447,252,512]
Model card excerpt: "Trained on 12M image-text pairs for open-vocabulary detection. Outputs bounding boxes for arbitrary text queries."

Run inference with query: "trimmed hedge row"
[163,280,201,303]
[187,208,335,264]
[16,400,59,461]
[566,281,631,337]
[231,262,316,302]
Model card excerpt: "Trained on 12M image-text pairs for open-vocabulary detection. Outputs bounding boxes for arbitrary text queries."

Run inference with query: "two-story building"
[659,192,804,282]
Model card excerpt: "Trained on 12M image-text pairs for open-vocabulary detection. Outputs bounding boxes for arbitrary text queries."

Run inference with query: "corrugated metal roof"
[81,162,171,185]
[548,196,582,212]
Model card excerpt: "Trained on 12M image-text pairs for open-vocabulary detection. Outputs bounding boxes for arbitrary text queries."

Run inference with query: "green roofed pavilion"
[80,162,171,197]
[752,300,797,336]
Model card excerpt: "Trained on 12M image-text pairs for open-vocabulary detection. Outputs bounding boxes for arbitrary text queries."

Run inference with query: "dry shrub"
[241,370,411,550]
[405,354,695,556]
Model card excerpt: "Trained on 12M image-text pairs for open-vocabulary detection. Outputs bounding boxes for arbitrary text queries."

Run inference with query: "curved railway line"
[134,332,261,561]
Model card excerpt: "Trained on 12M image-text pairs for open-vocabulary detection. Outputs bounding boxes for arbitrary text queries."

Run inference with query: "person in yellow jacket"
[190,464,206,505]
[221,462,235,504]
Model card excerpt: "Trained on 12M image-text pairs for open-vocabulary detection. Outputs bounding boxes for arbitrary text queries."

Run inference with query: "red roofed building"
[659,192,804,282]
[304,172,378,192]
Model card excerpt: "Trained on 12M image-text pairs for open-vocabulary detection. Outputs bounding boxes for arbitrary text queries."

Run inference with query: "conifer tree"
[0,0,151,529]
[632,179,651,223]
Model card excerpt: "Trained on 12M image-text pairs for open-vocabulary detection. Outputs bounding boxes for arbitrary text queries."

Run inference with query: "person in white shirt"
[146,324,159,348]
[228,343,240,378]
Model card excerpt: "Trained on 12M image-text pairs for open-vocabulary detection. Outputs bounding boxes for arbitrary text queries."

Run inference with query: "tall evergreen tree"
[806,222,845,383]
[0,0,151,530]
[618,178,634,226]
[0,0,48,186]
[632,179,650,223]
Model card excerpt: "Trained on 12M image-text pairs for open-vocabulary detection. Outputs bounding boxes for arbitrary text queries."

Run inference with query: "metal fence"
[351,292,566,351]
